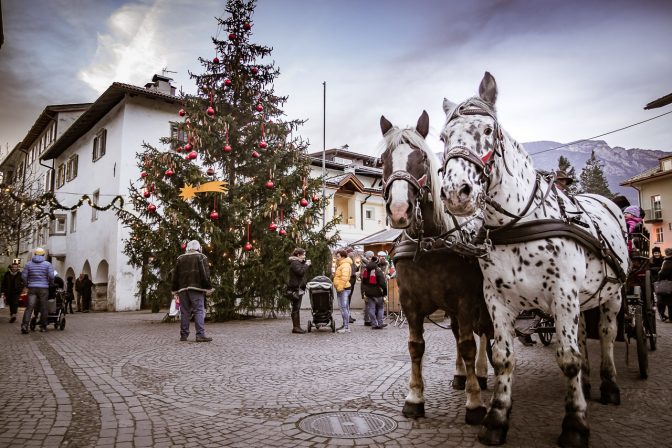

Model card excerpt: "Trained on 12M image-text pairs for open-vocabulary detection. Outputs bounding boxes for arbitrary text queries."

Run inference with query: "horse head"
[439,72,501,217]
[379,111,446,230]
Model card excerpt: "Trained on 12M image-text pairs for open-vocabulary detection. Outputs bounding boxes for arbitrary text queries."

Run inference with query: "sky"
[1,0,671,161]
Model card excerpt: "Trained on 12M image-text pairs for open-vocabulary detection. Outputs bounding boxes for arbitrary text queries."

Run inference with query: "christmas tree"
[117,0,339,319]
[578,150,613,197]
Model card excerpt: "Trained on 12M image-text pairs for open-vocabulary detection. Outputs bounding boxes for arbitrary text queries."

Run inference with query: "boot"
[291,311,305,334]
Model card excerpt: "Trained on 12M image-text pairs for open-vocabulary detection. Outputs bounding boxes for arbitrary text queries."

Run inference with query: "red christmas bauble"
[184,155,190,160]
[258,140,268,149]
[312,195,320,202]
[176,146,183,153]
[209,210,219,220]
[255,103,263,112]
[268,222,278,232]
[265,180,274,189]
[140,171,148,178]
[206,106,215,116]
[251,150,261,158]
[147,203,157,213]
[207,167,215,176]
[188,151,198,160]
[178,108,186,117]
[224,79,232,87]
[181,243,187,251]
[143,190,151,198]
[243,22,252,30]
[244,242,253,251]
[165,168,174,177]
[229,33,237,40]
[223,144,233,153]
[184,143,192,151]
[251,67,258,75]
[300,198,309,207]
[278,228,287,236]
[213,57,220,64]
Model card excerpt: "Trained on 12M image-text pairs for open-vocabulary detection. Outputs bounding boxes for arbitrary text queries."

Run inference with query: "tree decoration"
[209,196,219,220]
[243,222,252,251]
[207,167,215,176]
[140,171,148,178]
[147,203,157,213]
[229,33,237,40]
[299,198,309,207]
[207,92,215,117]
[178,108,186,117]
[223,124,232,152]
[250,67,258,75]
[225,78,232,87]
[268,222,277,232]
[188,151,198,160]
[213,56,220,64]
[258,123,267,149]
[251,150,260,158]
[243,22,252,30]
[299,177,309,207]
[179,181,228,201]
[165,168,174,177]
[312,194,320,202]
[143,189,151,198]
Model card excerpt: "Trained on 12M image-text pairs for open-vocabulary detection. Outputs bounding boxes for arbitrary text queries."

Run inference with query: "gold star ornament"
[179,181,228,201]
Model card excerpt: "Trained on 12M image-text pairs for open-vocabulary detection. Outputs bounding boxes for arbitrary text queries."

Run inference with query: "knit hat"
[364,251,375,260]
[185,240,202,253]
[34,247,45,256]
[665,248,672,257]
[623,206,640,218]
[652,247,661,254]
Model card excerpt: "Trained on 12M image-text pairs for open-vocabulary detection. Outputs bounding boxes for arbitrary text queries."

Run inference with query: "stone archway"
[93,260,110,311]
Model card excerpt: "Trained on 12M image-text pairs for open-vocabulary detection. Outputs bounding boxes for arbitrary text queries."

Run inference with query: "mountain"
[525,140,668,205]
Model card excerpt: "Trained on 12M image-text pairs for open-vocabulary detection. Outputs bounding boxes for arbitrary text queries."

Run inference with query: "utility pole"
[322,81,326,229]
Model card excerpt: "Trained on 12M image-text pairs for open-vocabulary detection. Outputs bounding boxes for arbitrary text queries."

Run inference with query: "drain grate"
[298,411,397,438]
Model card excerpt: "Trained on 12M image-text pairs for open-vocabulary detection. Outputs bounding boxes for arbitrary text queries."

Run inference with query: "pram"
[305,276,336,333]
[30,288,66,331]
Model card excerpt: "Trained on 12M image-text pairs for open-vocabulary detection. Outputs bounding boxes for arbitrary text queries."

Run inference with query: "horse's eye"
[484,127,493,136]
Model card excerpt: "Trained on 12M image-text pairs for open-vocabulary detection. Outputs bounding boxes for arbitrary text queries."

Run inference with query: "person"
[75,272,85,312]
[554,170,573,191]
[1,262,25,323]
[286,248,311,334]
[623,205,643,255]
[171,240,213,342]
[333,249,353,333]
[360,250,375,326]
[612,195,631,211]
[20,248,55,333]
[361,254,388,329]
[345,247,357,324]
[656,248,672,322]
[64,276,75,314]
[80,274,93,312]
[515,310,541,346]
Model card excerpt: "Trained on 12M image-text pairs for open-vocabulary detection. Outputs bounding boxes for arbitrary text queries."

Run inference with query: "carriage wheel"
[307,320,312,333]
[59,317,66,331]
[643,270,657,351]
[537,318,554,346]
[330,318,336,333]
[634,306,648,379]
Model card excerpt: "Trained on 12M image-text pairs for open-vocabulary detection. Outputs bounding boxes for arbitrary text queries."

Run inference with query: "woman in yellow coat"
[333,249,353,333]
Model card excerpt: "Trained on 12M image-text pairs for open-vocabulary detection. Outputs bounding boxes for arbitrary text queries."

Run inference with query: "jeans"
[22,288,49,329]
[337,290,350,329]
[367,296,385,327]
[179,290,206,338]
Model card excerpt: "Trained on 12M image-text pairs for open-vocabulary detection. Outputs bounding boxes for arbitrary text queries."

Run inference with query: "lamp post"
[322,81,326,229]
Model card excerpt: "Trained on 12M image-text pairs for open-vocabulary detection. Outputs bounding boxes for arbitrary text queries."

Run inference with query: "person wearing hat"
[623,206,643,255]
[171,240,213,342]
[554,170,574,192]
[286,248,311,334]
[1,262,25,323]
[359,251,375,327]
[655,247,672,322]
[361,254,388,329]
[20,248,55,333]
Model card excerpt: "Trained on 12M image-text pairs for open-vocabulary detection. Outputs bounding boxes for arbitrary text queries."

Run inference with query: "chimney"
[149,74,176,96]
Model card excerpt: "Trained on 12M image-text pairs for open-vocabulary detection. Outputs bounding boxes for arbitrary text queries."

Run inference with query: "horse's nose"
[458,183,472,202]
[388,200,411,227]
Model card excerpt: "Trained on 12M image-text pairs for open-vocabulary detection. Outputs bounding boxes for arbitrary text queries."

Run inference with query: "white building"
[39,75,180,311]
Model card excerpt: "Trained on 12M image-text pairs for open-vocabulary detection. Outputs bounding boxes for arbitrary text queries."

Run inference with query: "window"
[93,129,107,161]
[66,154,79,181]
[70,210,77,233]
[651,195,662,220]
[92,190,100,221]
[656,227,664,243]
[50,214,67,235]
[44,170,53,193]
[364,207,375,220]
[170,123,187,149]
[56,163,66,189]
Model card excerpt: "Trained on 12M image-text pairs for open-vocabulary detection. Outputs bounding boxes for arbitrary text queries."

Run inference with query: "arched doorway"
[93,260,109,311]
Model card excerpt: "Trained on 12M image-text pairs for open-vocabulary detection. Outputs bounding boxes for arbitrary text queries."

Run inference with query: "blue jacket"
[21,255,55,288]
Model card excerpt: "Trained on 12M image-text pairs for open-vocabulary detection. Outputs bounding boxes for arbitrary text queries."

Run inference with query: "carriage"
[305,276,336,333]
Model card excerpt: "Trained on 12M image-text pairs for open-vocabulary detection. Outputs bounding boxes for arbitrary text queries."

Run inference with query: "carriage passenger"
[623,206,644,256]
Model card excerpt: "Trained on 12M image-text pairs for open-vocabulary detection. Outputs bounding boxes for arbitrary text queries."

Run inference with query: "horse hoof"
[558,431,589,448]
[582,382,591,401]
[478,425,508,446]
[452,375,466,390]
[402,402,425,419]
[465,406,487,425]
[599,382,620,405]
[478,376,488,390]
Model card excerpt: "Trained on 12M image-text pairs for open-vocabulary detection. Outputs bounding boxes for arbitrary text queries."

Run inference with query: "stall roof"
[351,228,403,246]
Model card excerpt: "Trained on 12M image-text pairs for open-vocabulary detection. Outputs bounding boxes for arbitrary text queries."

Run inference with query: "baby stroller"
[30,289,66,331]
[305,276,336,333]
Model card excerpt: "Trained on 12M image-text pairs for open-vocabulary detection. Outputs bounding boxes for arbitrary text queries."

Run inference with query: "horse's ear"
[380,115,393,136]
[478,71,498,106]
[417,174,428,188]
[416,110,429,138]
[443,98,457,114]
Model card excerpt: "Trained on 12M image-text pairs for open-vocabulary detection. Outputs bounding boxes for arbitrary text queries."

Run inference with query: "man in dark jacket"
[361,254,388,329]
[1,262,25,323]
[286,248,311,334]
[20,248,55,333]
[80,274,93,312]
[171,240,213,342]
[656,247,672,322]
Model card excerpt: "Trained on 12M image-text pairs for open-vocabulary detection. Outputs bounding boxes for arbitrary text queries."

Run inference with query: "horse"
[379,110,493,424]
[438,72,628,447]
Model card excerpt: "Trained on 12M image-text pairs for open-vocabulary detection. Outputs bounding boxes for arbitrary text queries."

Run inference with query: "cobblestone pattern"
[1,307,672,447]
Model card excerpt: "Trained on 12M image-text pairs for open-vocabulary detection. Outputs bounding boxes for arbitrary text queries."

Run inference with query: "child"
[623,205,643,255]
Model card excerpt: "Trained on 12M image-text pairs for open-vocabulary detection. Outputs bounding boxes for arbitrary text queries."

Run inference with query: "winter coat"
[361,259,387,298]
[332,257,352,293]
[287,256,310,291]
[657,256,672,282]
[1,270,24,299]
[21,255,55,288]
[80,276,93,300]
[171,252,212,293]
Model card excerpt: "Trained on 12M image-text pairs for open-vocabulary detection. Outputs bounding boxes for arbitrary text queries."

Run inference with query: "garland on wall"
[0,184,124,220]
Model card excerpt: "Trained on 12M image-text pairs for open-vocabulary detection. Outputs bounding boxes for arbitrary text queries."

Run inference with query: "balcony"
[643,208,663,223]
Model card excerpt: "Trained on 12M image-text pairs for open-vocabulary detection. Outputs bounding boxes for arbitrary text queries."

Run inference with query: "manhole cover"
[298,411,397,438]
[391,354,411,362]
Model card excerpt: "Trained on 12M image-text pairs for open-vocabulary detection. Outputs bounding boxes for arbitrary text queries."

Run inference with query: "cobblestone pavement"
[1,306,671,448]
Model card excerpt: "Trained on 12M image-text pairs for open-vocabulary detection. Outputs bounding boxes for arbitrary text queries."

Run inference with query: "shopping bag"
[0,295,5,309]
[169,296,180,317]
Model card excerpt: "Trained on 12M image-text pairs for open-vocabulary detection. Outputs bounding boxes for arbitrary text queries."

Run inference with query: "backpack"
[362,267,378,285]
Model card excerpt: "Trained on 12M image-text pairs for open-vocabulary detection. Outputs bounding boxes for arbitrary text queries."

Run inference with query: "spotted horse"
[438,73,629,447]
[379,111,494,425]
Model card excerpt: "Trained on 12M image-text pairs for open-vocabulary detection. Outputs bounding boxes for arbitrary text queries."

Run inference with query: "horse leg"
[478,292,516,446]
[476,333,489,390]
[555,299,589,448]
[403,308,427,418]
[578,313,591,400]
[457,319,487,425]
[451,317,467,390]
[598,297,621,405]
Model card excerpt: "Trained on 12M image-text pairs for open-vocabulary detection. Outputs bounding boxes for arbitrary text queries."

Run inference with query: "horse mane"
[380,126,452,232]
